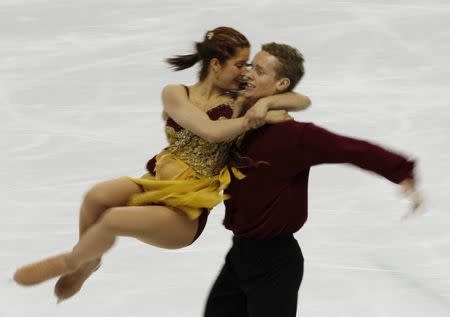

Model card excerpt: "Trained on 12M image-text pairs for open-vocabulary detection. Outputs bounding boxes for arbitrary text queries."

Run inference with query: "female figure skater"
[13,27,311,301]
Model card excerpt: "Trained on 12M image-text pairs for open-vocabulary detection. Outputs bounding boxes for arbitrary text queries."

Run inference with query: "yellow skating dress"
[126,102,245,221]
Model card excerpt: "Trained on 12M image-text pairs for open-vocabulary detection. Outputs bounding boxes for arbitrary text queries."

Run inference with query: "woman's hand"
[265,110,293,124]
[244,99,269,129]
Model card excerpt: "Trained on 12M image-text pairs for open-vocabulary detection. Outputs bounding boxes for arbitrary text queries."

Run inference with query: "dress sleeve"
[298,123,415,184]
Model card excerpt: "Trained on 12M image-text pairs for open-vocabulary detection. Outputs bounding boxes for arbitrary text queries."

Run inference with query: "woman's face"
[214,47,250,91]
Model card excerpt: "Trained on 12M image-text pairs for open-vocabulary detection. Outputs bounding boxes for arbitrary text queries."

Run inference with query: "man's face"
[242,50,282,100]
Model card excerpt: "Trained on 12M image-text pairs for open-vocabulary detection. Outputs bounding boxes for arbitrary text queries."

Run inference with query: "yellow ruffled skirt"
[126,150,245,220]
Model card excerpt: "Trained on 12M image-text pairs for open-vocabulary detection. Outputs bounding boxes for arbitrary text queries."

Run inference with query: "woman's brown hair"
[166,26,250,80]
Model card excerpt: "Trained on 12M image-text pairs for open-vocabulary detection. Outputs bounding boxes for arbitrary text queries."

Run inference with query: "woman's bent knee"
[84,185,108,208]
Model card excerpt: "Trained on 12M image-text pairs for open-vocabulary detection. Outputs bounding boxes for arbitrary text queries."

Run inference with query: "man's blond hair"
[261,42,305,91]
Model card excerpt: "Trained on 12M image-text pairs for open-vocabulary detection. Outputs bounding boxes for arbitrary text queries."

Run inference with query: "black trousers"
[204,235,304,317]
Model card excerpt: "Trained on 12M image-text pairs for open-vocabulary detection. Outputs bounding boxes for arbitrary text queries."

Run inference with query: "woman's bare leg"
[14,205,198,287]
[55,177,143,299]
[78,177,143,237]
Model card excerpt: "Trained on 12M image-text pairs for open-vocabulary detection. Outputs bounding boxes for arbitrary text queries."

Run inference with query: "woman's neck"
[192,77,226,101]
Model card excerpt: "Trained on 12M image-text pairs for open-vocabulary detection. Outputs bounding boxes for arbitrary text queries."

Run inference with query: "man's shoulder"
[245,121,314,145]
[240,121,317,161]
[243,121,316,147]
[267,120,314,134]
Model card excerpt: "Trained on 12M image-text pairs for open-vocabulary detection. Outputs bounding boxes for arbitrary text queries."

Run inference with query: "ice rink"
[1,0,449,316]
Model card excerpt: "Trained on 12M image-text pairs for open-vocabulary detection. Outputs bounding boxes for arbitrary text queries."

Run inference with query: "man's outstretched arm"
[296,123,422,216]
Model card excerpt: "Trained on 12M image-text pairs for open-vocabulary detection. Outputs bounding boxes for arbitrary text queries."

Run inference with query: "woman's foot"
[14,252,75,286]
[54,259,101,301]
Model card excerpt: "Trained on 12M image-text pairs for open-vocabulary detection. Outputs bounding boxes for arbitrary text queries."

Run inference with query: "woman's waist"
[162,147,229,177]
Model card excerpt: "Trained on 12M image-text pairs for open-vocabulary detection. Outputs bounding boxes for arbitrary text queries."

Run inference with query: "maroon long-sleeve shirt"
[222,121,415,238]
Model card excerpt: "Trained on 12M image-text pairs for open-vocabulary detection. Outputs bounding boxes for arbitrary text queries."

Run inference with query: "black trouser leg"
[245,252,303,316]
[204,235,304,317]
[203,250,248,317]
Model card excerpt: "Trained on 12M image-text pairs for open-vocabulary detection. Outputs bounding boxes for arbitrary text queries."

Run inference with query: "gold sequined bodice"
[164,103,235,177]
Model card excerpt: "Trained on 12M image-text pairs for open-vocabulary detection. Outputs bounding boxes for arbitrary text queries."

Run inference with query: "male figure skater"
[202,42,422,317]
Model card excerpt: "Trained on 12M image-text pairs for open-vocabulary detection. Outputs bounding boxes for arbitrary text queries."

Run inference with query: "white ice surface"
[1,1,449,316]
